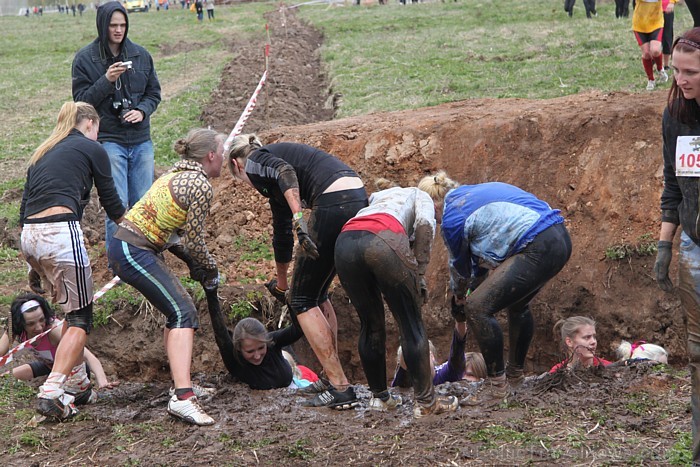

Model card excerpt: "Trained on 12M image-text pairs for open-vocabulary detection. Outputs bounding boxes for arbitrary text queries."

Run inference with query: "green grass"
[298,0,694,117]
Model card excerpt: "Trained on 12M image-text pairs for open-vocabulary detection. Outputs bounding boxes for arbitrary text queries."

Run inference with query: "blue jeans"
[677,232,700,465]
[102,141,154,254]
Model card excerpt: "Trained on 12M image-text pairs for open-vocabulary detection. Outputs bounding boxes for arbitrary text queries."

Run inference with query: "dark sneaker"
[413,395,458,418]
[71,387,98,406]
[37,397,79,420]
[301,387,358,410]
[297,378,332,395]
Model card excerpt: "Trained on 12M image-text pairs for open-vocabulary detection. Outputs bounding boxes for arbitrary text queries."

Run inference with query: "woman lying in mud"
[226,317,318,390]
[550,316,612,373]
[392,320,487,388]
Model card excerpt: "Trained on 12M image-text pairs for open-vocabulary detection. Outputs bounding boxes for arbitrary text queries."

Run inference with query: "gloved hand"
[265,278,288,304]
[191,266,219,291]
[419,277,428,305]
[28,269,45,294]
[293,214,319,260]
[654,241,673,292]
[450,295,467,323]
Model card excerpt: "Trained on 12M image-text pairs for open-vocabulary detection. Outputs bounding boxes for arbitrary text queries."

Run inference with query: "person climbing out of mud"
[549,316,612,373]
[0,294,119,403]
[392,320,487,388]
[227,134,368,410]
[217,317,319,390]
[107,128,225,426]
[654,27,700,465]
[418,171,572,408]
[19,101,125,421]
[334,178,458,416]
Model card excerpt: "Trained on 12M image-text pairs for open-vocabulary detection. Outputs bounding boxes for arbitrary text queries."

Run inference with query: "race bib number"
[676,136,700,177]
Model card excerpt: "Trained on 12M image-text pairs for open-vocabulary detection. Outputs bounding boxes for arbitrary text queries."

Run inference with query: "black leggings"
[289,188,368,314]
[615,0,630,18]
[464,223,572,377]
[689,0,700,27]
[335,229,434,405]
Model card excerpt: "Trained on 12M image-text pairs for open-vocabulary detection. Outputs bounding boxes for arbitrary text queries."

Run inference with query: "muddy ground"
[0,6,694,466]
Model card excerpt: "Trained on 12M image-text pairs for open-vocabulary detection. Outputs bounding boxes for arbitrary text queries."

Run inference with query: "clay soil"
[0,7,694,466]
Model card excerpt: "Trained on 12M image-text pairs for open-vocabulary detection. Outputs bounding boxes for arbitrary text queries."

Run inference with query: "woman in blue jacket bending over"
[418,171,572,408]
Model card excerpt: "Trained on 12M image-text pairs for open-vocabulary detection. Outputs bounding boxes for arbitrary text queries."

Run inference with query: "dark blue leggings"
[108,239,199,329]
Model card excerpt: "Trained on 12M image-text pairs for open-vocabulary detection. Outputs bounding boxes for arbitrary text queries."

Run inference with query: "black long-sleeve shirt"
[661,106,700,245]
[20,129,125,223]
[245,143,358,263]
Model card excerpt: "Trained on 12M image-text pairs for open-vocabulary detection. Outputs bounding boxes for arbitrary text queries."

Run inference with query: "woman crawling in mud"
[223,317,318,390]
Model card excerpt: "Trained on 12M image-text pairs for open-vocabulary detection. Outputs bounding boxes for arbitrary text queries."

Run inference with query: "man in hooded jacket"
[72,1,161,255]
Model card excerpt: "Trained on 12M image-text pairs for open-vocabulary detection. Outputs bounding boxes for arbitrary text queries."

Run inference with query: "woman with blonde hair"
[419,171,572,407]
[228,134,367,409]
[107,128,224,426]
[20,101,125,421]
[550,316,611,373]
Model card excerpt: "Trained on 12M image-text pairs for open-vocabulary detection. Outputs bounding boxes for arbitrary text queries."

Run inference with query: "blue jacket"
[71,1,161,146]
[441,183,564,296]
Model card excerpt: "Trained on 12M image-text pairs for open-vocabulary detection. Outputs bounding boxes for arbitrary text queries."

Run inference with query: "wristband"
[293,212,303,221]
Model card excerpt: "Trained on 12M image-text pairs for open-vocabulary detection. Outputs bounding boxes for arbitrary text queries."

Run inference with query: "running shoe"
[37,396,79,420]
[296,377,332,395]
[461,377,509,408]
[658,68,669,83]
[646,80,655,91]
[167,395,215,426]
[413,395,458,418]
[369,393,402,412]
[169,385,215,401]
[301,387,359,410]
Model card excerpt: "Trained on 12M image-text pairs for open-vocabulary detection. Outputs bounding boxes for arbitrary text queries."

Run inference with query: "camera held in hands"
[111,97,134,125]
[121,61,133,69]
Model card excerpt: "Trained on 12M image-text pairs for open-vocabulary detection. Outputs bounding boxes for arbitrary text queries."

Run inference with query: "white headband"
[20,300,41,313]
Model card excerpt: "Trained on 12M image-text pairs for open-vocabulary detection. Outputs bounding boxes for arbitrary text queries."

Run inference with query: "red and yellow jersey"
[633,0,663,33]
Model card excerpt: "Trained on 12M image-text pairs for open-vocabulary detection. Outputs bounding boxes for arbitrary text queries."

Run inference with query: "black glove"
[450,295,467,323]
[167,243,196,269]
[265,278,288,304]
[654,241,673,292]
[293,215,319,260]
[191,266,219,291]
[28,269,45,294]
[419,277,428,305]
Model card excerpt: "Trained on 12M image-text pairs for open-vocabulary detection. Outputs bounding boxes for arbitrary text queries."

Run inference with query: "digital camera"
[111,98,134,125]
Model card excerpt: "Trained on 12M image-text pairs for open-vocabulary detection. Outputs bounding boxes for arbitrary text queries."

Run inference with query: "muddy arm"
[205,288,238,375]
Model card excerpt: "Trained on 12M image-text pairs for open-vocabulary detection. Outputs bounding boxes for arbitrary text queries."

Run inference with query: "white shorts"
[21,221,93,313]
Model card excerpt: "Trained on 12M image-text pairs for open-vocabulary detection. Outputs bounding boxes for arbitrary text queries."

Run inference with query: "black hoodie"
[71,1,161,145]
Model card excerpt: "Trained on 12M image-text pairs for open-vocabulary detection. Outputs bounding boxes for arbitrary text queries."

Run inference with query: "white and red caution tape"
[223,69,268,152]
[0,320,63,368]
[93,275,122,303]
